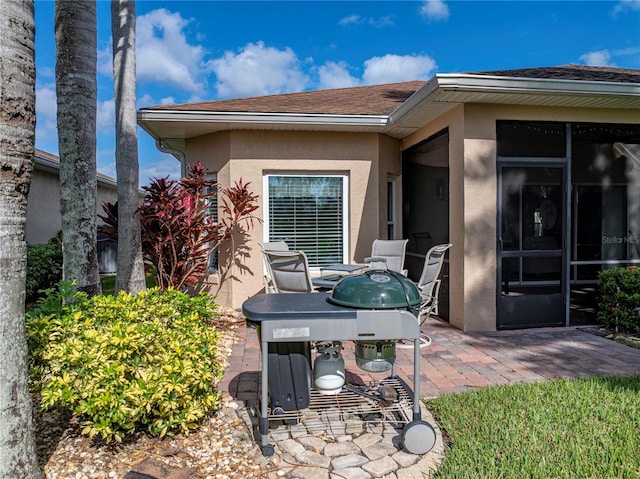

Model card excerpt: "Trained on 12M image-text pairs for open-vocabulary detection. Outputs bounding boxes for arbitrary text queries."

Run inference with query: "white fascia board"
[435,73,640,96]
[137,109,389,127]
[387,76,441,124]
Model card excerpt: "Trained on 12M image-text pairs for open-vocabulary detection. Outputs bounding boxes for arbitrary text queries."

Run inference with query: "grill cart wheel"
[402,420,436,455]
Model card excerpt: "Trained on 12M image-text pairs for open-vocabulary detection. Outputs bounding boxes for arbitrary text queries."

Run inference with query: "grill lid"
[328,270,420,315]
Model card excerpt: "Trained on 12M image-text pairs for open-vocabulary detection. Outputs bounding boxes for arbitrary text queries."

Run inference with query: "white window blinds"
[267,175,346,267]
[205,174,218,273]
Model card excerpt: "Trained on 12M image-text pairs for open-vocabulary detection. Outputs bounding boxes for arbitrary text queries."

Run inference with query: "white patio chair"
[417,243,452,319]
[261,249,316,293]
[363,239,409,276]
[398,243,451,349]
[258,241,289,293]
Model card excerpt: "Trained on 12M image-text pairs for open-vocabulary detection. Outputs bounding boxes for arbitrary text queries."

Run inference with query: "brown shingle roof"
[469,64,640,84]
[145,81,427,116]
[142,65,639,117]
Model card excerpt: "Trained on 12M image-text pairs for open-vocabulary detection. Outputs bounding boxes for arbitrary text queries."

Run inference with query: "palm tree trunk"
[112,0,145,293]
[55,0,102,296]
[0,1,45,476]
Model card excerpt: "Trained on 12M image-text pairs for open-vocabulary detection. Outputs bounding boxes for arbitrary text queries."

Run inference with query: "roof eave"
[388,73,640,128]
[137,110,389,127]
[435,73,640,95]
[34,152,118,189]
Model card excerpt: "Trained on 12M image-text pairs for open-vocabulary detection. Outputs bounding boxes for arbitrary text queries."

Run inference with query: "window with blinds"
[266,175,347,267]
[205,174,218,273]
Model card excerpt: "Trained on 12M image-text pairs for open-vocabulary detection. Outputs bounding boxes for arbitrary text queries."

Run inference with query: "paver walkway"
[218,316,640,478]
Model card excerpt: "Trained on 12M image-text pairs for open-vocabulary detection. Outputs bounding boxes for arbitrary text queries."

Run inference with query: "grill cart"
[242,273,436,457]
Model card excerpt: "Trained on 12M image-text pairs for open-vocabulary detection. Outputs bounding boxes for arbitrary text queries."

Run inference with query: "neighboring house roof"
[138,65,640,144]
[35,149,117,188]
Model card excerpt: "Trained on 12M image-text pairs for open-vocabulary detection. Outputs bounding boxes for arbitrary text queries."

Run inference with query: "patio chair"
[397,243,451,349]
[416,243,452,319]
[261,249,316,293]
[363,239,409,275]
[256,248,315,412]
[258,241,289,293]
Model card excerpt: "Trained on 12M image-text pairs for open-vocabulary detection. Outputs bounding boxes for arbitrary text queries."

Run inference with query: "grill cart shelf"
[266,376,415,431]
[242,292,436,456]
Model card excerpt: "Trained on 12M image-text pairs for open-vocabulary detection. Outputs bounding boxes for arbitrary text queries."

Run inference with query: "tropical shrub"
[597,266,640,335]
[27,282,224,443]
[99,163,259,291]
[26,231,63,301]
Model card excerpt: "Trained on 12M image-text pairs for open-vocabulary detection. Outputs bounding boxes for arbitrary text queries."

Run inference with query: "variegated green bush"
[27,283,223,443]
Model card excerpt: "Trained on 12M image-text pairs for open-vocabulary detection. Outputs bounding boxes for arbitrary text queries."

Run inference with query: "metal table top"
[242,292,357,321]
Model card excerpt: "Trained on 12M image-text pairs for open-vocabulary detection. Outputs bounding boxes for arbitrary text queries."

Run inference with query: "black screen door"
[497,163,567,329]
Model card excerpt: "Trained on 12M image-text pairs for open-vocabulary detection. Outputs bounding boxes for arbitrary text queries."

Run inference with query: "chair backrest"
[366,239,409,274]
[258,241,289,293]
[417,243,452,300]
[262,250,315,293]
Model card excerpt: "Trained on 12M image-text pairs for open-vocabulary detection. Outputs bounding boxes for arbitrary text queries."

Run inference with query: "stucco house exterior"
[137,65,640,332]
[27,149,119,273]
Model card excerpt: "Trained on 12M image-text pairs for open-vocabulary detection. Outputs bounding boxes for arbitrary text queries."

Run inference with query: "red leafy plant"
[99,163,259,291]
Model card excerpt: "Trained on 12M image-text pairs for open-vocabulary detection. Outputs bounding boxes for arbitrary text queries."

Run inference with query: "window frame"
[205,173,219,273]
[387,175,396,239]
[263,173,349,269]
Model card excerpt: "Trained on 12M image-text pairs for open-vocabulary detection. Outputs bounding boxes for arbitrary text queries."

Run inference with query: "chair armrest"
[364,256,387,263]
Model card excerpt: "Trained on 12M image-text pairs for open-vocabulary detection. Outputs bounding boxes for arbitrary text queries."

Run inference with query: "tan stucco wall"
[26,167,118,245]
[185,130,401,309]
[377,135,403,239]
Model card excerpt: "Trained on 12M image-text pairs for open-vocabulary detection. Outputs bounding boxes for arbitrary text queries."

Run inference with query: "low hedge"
[27,283,223,443]
[597,266,640,336]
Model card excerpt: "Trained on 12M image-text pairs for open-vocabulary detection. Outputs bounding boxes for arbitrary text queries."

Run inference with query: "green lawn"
[426,375,640,478]
[100,274,156,296]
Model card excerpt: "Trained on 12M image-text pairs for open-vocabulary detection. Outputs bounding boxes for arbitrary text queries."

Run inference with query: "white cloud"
[579,46,640,67]
[35,83,58,149]
[339,14,362,27]
[614,46,640,57]
[317,61,360,89]
[612,0,640,16]
[139,153,181,186]
[97,41,113,77]
[420,0,450,21]
[339,14,394,28]
[207,41,309,98]
[137,94,176,109]
[137,94,156,109]
[580,50,613,67]
[362,54,437,85]
[135,8,207,94]
[97,98,115,135]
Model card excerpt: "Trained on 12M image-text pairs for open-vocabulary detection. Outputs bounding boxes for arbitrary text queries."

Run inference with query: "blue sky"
[34,0,640,186]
